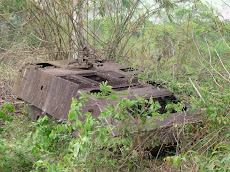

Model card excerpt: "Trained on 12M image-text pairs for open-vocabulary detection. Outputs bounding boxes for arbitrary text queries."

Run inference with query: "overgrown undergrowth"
[0,79,229,171]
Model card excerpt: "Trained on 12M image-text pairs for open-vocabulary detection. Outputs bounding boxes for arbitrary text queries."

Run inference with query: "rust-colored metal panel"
[13,65,80,119]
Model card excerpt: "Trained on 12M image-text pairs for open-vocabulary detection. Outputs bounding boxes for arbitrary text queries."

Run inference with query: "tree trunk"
[72,0,86,60]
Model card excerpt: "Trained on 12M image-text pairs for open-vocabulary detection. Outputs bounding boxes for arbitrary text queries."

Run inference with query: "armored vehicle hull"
[12,60,196,136]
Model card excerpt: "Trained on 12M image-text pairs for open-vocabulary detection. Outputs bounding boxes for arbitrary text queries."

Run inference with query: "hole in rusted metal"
[36,63,54,68]
[120,67,136,72]
[90,89,102,94]
[41,86,44,90]
[146,81,162,87]
[95,59,104,63]
[89,89,112,96]
[83,74,107,83]
[157,95,187,114]
[88,109,94,113]
[146,81,157,86]
[127,95,187,118]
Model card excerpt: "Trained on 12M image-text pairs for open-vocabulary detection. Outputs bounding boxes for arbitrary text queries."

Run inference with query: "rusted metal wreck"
[12,59,196,137]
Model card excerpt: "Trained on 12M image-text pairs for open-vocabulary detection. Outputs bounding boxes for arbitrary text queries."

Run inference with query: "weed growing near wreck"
[0,103,14,133]
[164,142,230,172]
[0,104,35,172]
[0,104,72,172]
[31,115,72,154]
[39,80,228,171]
[0,86,229,171]
[41,81,186,171]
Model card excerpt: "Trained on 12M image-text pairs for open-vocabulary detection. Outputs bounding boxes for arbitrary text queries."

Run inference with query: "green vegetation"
[0,80,229,171]
[0,0,229,171]
[0,104,14,133]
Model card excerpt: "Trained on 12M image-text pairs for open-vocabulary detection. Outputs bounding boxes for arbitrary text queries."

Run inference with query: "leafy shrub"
[0,136,35,172]
[31,115,72,154]
[0,104,35,171]
[166,142,230,172]
[50,81,186,171]
[0,103,14,133]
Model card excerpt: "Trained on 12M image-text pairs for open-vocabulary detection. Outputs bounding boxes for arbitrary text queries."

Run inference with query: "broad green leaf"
[173,156,179,167]
[68,125,72,133]
[62,124,68,132]
[177,156,182,167]
[57,125,62,133]
[68,111,74,120]
[72,121,77,130]
[73,111,78,120]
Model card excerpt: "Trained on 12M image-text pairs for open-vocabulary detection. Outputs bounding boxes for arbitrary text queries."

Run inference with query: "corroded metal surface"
[12,59,196,134]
